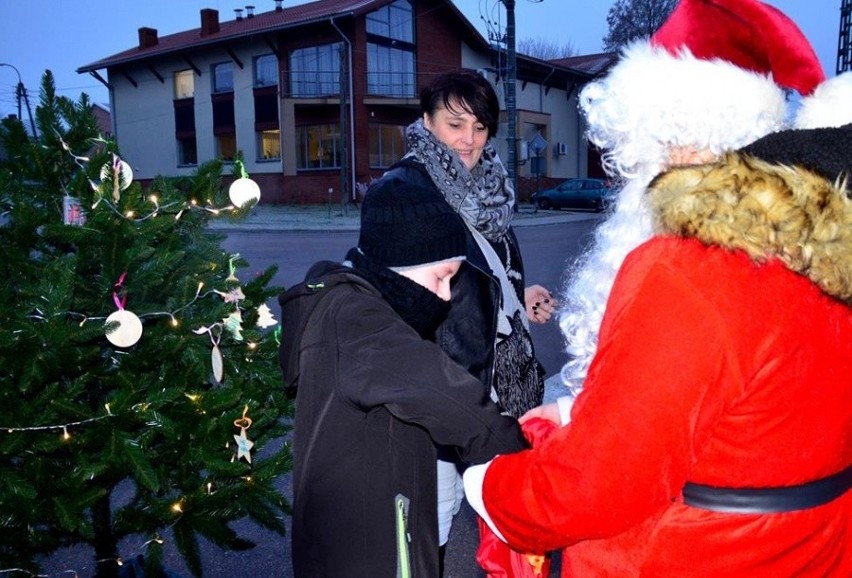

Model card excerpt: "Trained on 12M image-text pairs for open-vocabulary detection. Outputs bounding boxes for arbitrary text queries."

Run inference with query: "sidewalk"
[208,202,601,232]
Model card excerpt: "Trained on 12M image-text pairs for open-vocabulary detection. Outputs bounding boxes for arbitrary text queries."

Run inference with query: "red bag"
[476,516,551,578]
[475,417,558,578]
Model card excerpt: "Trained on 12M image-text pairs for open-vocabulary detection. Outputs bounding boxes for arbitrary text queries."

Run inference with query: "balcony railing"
[282,70,416,99]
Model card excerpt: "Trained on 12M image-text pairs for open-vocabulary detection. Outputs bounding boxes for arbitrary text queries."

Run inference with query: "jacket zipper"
[395,494,411,578]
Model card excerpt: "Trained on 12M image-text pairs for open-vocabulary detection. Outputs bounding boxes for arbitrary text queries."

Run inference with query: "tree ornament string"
[232,405,255,464]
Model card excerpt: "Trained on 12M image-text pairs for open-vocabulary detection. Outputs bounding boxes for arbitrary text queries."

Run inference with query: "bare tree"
[518,36,577,60]
[602,0,677,52]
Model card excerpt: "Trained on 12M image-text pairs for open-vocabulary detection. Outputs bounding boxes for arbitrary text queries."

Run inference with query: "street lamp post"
[0,63,37,137]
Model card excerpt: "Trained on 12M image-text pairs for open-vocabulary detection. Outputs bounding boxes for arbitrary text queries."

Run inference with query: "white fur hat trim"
[795,72,852,129]
[580,41,787,176]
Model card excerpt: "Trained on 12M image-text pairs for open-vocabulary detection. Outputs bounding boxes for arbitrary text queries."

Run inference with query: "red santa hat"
[580,0,825,175]
[652,0,825,96]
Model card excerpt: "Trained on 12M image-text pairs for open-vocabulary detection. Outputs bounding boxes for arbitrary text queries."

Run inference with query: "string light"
[2,413,115,436]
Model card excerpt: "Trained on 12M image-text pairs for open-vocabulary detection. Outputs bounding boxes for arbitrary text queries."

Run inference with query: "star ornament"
[234,429,254,463]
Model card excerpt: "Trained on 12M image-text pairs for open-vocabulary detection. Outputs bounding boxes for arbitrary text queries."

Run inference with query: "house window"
[365,1,415,97]
[213,62,234,93]
[174,70,194,99]
[174,97,196,166]
[369,124,405,168]
[257,129,281,161]
[255,54,278,87]
[366,0,414,42]
[296,124,341,169]
[217,134,237,161]
[289,43,342,97]
[177,137,197,166]
[254,85,279,161]
[367,45,415,97]
[212,93,236,161]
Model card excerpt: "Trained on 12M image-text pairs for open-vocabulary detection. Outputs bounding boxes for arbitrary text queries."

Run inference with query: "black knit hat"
[358,182,468,268]
[740,123,852,189]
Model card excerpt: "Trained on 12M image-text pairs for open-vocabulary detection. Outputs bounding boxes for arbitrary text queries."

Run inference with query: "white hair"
[558,41,789,394]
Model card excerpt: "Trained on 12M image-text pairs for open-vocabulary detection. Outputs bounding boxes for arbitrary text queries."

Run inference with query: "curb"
[208,207,601,233]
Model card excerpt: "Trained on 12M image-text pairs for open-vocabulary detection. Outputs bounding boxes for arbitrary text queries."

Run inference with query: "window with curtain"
[366,0,415,97]
[366,0,414,42]
[254,54,278,87]
[369,124,406,168]
[212,62,234,94]
[174,70,194,99]
[296,124,341,169]
[257,129,280,161]
[289,44,342,97]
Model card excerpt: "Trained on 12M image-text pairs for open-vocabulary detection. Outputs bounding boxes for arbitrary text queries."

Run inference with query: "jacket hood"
[278,261,375,389]
[648,151,852,304]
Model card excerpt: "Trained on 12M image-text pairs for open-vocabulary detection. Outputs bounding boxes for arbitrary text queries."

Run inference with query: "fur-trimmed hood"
[648,151,852,304]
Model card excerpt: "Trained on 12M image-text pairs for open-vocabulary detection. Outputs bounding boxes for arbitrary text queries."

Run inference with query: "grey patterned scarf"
[403,119,514,241]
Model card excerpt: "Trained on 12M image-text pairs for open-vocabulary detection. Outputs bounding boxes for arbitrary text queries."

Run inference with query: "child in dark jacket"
[278,181,527,578]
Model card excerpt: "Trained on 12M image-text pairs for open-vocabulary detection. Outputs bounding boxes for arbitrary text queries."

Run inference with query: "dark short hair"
[420,69,500,138]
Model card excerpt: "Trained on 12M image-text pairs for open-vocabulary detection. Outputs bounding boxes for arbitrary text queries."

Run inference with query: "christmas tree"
[0,71,292,578]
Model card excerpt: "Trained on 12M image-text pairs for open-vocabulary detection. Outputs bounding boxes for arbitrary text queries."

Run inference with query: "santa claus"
[464,0,852,576]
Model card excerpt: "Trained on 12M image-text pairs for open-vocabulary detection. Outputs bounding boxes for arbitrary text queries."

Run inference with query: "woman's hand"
[524,284,557,324]
[519,403,561,425]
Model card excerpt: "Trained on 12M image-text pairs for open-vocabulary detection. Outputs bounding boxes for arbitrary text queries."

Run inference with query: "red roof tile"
[78,0,393,72]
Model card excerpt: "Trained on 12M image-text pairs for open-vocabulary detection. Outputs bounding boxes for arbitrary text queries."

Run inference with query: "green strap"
[395,495,411,578]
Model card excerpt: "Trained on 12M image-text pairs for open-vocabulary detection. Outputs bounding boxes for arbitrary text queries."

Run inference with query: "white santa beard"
[557,170,657,396]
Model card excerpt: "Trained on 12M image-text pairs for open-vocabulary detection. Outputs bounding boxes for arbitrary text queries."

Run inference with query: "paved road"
[40,213,602,577]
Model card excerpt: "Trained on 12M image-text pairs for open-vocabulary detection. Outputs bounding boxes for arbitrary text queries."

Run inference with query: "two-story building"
[77,0,613,204]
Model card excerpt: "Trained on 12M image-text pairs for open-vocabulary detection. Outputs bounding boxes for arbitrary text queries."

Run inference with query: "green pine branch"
[0,70,292,577]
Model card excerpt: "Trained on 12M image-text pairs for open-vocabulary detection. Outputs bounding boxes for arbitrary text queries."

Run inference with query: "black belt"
[682,466,851,514]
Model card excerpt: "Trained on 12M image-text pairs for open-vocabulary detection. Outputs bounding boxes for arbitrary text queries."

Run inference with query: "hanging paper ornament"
[233,405,255,464]
[228,160,261,207]
[229,177,261,207]
[63,195,87,226]
[255,303,277,328]
[100,154,134,202]
[105,309,143,348]
[194,325,225,383]
[211,343,224,384]
[215,287,245,304]
[223,311,244,342]
[105,273,143,348]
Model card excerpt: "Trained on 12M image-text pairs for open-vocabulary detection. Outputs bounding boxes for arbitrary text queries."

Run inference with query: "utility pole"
[502,0,518,195]
[1,63,37,137]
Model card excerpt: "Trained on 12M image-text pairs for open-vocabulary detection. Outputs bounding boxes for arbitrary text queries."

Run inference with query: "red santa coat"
[480,153,852,577]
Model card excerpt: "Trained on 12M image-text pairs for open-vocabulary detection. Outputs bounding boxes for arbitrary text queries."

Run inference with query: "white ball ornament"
[100,159,134,191]
[105,309,143,348]
[229,177,261,207]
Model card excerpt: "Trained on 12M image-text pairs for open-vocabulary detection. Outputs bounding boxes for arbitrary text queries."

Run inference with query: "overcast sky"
[0,0,842,119]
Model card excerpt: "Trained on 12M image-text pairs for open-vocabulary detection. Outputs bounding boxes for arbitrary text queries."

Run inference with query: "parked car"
[531,178,615,211]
